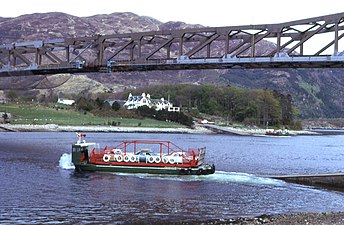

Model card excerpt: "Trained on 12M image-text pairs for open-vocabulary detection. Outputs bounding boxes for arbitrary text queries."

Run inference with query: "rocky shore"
[257,212,344,225]
[162,212,344,225]
[0,123,320,136]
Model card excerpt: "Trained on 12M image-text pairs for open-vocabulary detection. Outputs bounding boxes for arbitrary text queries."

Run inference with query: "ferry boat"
[72,134,215,175]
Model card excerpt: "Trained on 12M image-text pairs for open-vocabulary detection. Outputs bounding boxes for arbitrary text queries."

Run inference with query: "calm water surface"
[1,132,344,224]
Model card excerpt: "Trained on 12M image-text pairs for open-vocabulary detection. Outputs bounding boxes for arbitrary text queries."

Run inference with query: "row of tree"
[118,84,299,128]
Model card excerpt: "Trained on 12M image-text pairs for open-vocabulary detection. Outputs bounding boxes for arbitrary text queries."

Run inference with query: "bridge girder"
[1,12,344,76]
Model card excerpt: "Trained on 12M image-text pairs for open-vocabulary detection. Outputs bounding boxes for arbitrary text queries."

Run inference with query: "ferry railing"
[111,140,188,156]
[88,140,204,166]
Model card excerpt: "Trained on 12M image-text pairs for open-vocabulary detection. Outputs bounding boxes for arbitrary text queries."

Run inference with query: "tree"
[256,90,281,126]
[273,91,293,125]
[95,97,104,107]
[7,91,17,102]
[2,112,9,123]
[76,97,94,111]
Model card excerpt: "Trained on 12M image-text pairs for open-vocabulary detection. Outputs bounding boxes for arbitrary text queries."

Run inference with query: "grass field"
[0,103,185,128]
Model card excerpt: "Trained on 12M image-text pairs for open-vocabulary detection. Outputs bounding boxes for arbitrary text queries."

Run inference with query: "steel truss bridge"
[1,12,344,76]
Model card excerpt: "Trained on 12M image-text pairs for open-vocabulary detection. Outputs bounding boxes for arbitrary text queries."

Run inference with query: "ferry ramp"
[271,173,344,191]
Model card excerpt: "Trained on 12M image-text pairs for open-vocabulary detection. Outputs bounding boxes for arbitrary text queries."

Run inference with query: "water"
[1,132,344,224]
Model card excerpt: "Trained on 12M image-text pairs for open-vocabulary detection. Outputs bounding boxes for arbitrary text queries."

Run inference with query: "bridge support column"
[335,22,339,54]
[251,35,255,57]
[179,33,184,57]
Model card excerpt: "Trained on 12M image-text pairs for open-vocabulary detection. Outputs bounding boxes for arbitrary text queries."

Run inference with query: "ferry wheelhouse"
[72,134,215,175]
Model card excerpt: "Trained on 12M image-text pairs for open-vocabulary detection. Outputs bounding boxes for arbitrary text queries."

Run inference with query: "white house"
[124,93,180,111]
[124,93,152,109]
[154,98,171,111]
[57,98,75,106]
[154,98,180,112]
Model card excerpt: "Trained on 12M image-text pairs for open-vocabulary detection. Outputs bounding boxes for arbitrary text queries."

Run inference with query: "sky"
[2,0,344,27]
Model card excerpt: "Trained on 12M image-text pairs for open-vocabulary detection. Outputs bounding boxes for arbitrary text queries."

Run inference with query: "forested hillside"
[115,84,298,128]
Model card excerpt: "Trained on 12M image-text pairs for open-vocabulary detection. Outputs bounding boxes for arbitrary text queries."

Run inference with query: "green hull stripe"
[77,164,214,175]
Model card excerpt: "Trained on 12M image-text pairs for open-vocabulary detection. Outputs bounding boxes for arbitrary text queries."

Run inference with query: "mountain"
[1,12,344,119]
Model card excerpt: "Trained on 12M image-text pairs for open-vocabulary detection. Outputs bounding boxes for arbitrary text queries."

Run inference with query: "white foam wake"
[59,153,75,170]
[121,171,283,186]
[205,171,283,185]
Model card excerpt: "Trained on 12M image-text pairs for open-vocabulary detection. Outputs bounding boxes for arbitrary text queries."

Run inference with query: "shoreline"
[0,123,215,134]
[180,212,344,225]
[0,123,321,135]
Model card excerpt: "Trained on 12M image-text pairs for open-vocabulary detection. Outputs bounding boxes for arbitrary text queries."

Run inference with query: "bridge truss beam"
[1,12,344,76]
